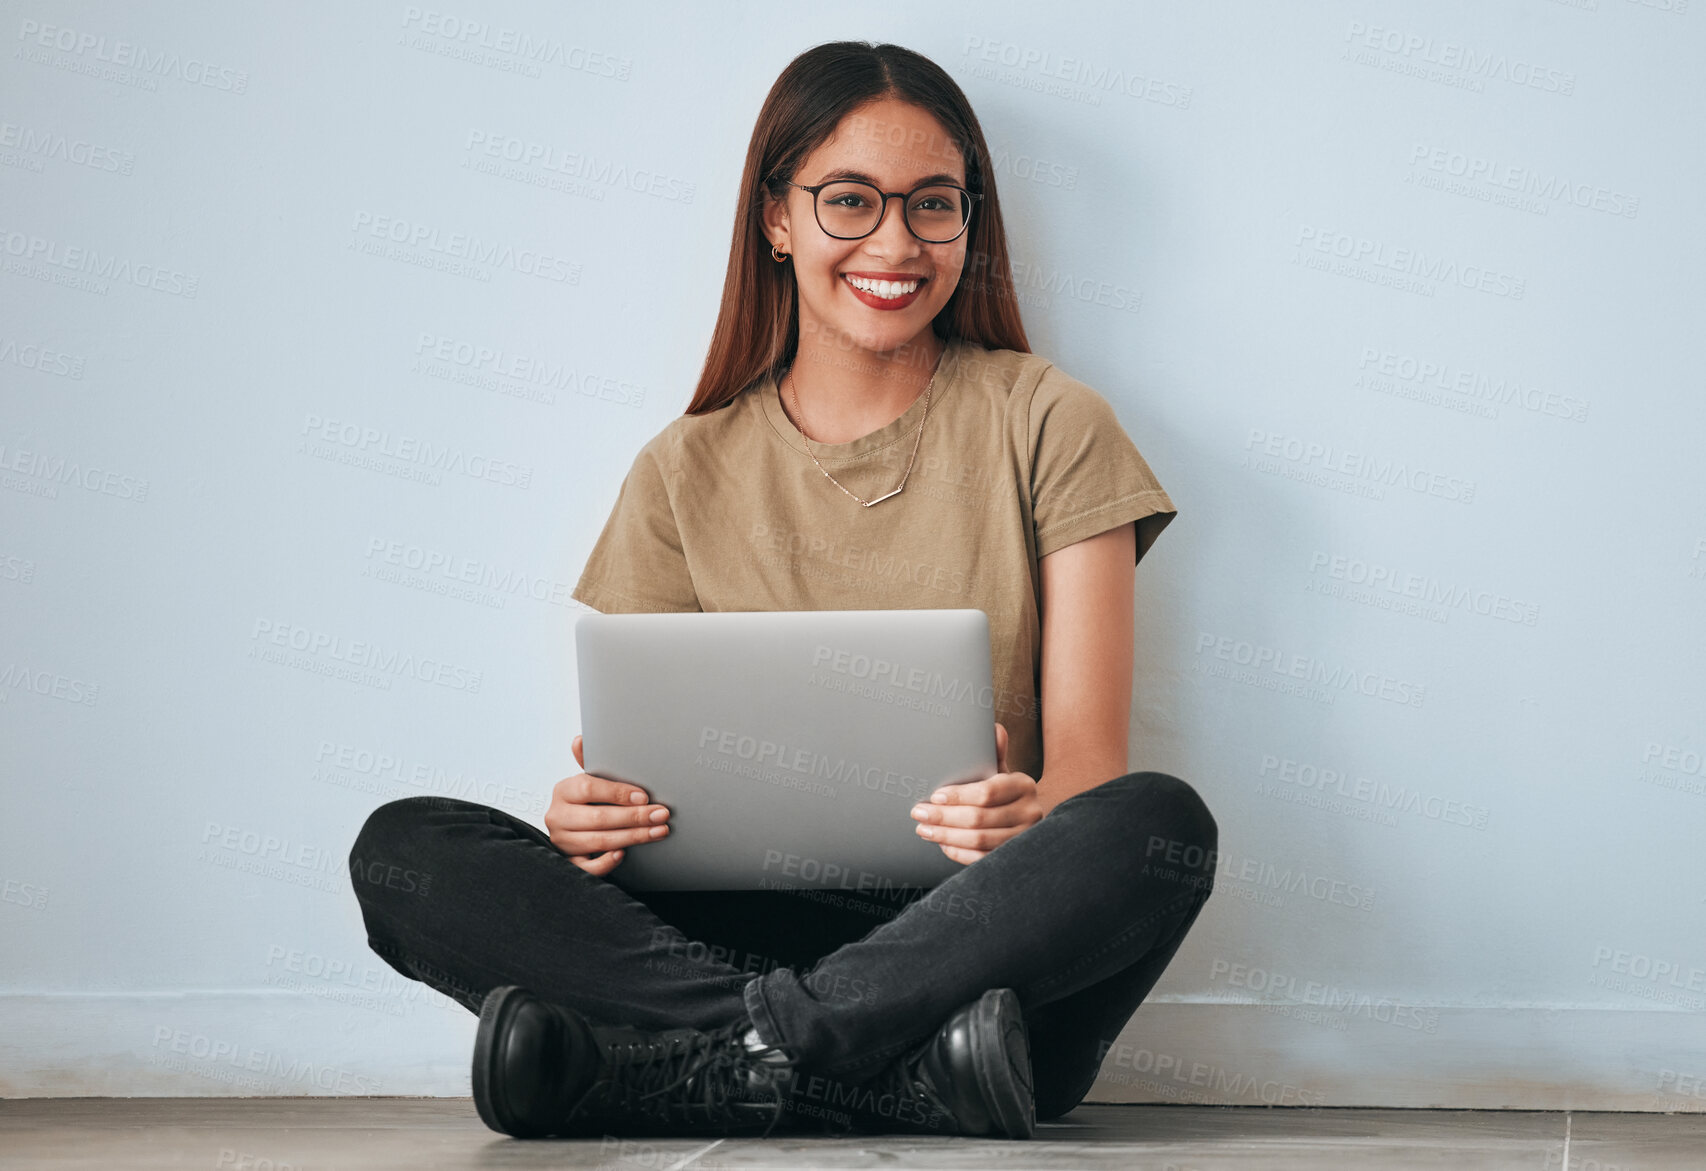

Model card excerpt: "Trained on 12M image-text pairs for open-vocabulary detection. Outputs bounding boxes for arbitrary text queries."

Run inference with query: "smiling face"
[764,96,970,362]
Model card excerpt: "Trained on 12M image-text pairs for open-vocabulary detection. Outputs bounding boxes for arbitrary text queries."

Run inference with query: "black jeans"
[348,771,1217,1122]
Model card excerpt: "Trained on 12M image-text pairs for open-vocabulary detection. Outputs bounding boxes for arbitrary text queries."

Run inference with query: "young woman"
[349,40,1218,1142]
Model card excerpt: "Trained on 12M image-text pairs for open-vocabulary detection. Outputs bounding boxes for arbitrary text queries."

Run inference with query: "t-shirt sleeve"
[1027,366,1177,564]
[571,433,702,613]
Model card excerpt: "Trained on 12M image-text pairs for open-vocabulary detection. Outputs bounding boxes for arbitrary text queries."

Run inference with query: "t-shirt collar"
[759,338,963,462]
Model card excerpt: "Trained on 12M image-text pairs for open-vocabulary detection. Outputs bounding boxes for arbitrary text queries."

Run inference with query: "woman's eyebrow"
[817,167,964,187]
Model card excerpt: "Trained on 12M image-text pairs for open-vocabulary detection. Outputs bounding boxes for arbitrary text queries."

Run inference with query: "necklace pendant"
[785,361,937,509]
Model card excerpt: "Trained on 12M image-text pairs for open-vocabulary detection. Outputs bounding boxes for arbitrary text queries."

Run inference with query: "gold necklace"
[785,362,936,507]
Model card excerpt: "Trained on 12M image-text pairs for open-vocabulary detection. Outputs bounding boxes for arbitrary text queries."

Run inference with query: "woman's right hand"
[546,734,671,876]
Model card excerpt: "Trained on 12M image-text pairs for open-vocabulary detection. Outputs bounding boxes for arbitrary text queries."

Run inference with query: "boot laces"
[855,1034,952,1131]
[582,1019,804,1138]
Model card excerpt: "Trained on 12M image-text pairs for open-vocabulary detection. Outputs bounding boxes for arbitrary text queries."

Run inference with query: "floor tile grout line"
[1561,1109,1572,1169]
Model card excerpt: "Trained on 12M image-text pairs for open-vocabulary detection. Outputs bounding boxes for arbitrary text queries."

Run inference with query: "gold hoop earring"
[771,244,788,262]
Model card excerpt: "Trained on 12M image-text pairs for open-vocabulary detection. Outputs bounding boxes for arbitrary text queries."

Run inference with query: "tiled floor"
[1,1098,1702,1169]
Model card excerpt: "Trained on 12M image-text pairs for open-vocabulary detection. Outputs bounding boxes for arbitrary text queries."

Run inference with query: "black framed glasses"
[777,177,982,244]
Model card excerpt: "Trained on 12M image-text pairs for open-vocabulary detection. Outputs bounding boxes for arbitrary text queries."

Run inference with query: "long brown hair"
[683,40,1030,416]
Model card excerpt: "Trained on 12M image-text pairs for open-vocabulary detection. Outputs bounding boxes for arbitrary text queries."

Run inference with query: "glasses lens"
[816,181,884,238]
[814,181,971,241]
[905,185,971,242]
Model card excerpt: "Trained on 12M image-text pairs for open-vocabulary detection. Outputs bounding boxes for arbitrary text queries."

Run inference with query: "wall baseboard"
[2,993,1702,1110]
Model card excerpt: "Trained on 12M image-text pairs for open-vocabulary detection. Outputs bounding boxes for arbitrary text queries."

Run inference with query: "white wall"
[2,0,1703,1107]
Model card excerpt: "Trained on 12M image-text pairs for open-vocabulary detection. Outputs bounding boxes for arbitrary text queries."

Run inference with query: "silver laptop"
[575,608,999,892]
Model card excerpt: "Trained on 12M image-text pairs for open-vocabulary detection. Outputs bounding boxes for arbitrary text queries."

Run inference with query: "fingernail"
[930,791,948,803]
[650,825,667,838]
[629,792,645,803]
[649,808,668,823]
[909,805,927,818]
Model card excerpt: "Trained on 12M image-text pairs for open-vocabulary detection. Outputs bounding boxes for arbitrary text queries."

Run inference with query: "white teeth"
[845,274,921,298]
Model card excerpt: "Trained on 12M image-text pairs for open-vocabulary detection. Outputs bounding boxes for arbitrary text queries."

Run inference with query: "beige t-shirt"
[571,337,1176,784]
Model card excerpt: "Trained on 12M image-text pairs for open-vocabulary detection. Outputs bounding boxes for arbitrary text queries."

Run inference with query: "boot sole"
[967,987,1035,1139]
[472,984,537,1138]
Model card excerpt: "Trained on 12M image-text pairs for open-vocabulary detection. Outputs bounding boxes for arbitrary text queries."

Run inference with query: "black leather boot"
[472,985,804,1139]
[809,986,1035,1139]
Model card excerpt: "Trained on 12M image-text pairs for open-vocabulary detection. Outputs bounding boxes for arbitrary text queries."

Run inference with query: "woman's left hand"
[910,722,1044,865]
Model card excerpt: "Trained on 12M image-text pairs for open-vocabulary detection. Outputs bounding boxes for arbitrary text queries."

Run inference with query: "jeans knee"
[1141,772,1217,854]
[352,796,432,860]
[1099,771,1219,873]
[348,797,455,907]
